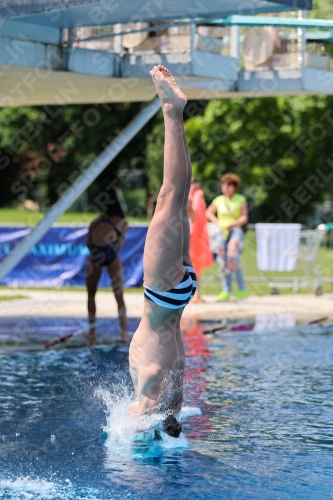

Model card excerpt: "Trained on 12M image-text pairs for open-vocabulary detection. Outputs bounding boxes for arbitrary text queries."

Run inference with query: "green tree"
[146,112,164,195]
[182,95,333,224]
[0,102,155,215]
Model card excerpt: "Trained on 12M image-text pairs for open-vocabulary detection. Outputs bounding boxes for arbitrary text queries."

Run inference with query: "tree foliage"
[1,93,333,225]
[145,95,333,224]
[146,111,165,195]
[0,102,153,213]
[184,95,333,223]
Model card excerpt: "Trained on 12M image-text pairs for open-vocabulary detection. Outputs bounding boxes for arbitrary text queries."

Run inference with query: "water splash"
[0,477,55,496]
[0,476,99,499]
[0,476,129,500]
[95,383,201,458]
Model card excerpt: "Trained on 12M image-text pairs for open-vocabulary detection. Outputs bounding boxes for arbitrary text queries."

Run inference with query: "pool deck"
[0,289,332,323]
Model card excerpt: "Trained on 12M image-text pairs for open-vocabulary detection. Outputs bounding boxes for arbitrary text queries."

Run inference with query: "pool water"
[0,317,140,351]
[0,320,332,499]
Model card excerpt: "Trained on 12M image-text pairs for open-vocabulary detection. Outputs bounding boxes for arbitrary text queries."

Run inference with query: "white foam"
[158,430,189,448]
[0,476,101,499]
[0,477,55,499]
[178,406,202,420]
[95,384,201,457]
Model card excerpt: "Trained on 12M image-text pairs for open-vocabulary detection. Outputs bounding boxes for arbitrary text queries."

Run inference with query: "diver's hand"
[129,401,139,419]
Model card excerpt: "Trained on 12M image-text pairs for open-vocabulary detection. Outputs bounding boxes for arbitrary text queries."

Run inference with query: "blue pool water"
[0,317,140,350]
[0,320,332,499]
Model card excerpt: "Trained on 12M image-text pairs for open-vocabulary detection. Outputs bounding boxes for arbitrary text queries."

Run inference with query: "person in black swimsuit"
[86,199,129,344]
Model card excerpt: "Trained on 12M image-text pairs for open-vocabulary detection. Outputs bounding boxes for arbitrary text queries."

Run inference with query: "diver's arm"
[129,367,162,416]
[137,394,160,415]
[129,401,139,418]
[128,395,158,419]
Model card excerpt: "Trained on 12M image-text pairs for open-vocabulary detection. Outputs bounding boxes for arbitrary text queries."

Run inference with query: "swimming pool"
[0,319,332,499]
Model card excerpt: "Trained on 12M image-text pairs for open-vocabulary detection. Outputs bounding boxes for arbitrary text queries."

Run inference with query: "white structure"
[1,2,332,106]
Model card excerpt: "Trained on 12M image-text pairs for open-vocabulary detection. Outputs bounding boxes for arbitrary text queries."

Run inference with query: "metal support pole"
[298,11,303,67]
[300,10,307,71]
[230,25,240,59]
[190,23,196,53]
[0,97,161,283]
[113,24,123,54]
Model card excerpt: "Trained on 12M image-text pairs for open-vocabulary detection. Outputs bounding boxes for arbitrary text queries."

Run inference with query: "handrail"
[211,15,333,29]
[76,16,333,46]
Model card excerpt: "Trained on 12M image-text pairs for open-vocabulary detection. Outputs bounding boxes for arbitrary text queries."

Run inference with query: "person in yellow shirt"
[206,173,248,301]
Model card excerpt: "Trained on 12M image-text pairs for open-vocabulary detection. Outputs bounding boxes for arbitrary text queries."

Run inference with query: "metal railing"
[71,16,333,74]
[203,225,333,294]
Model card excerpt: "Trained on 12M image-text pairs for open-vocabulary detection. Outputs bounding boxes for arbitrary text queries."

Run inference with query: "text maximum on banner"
[0,226,148,288]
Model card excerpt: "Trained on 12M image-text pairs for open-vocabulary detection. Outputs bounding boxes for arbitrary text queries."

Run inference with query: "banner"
[0,226,148,288]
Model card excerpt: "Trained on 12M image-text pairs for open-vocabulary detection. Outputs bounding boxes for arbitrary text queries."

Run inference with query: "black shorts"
[89,244,118,267]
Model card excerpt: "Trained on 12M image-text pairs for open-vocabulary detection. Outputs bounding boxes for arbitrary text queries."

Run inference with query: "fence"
[203,224,333,295]
[0,223,332,293]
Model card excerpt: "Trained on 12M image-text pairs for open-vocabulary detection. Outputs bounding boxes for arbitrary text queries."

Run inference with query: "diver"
[129,65,196,438]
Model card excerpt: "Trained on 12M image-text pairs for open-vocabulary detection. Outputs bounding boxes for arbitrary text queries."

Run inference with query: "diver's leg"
[85,260,102,341]
[107,255,128,343]
[181,130,192,266]
[144,65,189,290]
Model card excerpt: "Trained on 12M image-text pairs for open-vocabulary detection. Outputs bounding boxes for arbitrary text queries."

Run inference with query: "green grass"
[200,230,333,296]
[0,211,332,296]
[0,208,147,225]
[0,294,28,301]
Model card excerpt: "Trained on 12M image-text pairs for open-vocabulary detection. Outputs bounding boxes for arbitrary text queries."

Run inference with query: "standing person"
[206,173,248,301]
[188,177,213,303]
[129,65,196,438]
[86,199,129,344]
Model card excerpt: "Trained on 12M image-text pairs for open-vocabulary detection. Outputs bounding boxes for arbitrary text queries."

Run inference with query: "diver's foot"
[149,65,187,114]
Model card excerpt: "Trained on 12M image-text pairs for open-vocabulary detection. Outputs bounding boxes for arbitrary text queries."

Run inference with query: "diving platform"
[0,0,332,105]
